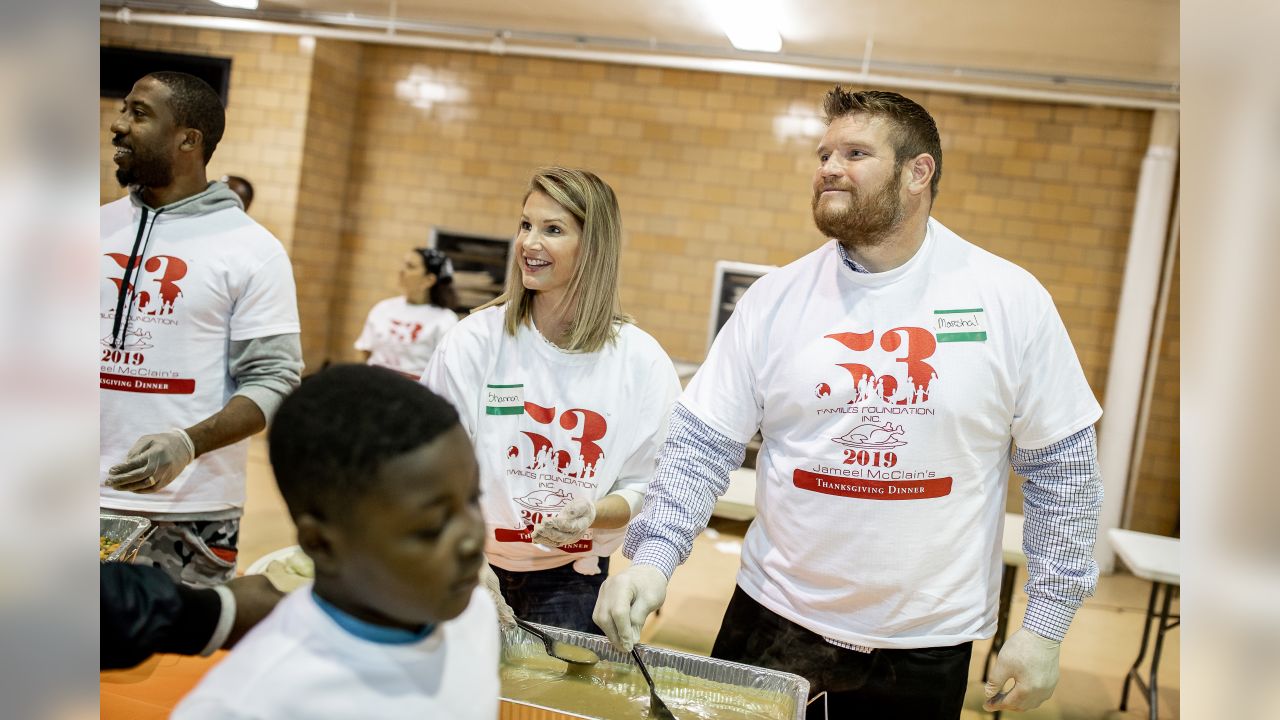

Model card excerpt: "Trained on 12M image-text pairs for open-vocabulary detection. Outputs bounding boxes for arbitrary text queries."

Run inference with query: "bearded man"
[101,72,301,587]
[595,87,1104,719]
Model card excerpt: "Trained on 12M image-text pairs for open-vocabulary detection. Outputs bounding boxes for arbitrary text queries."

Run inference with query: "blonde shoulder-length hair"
[480,167,632,353]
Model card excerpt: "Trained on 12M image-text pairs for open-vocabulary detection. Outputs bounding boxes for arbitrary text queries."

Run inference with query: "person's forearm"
[1013,425,1104,641]
[184,395,266,457]
[591,494,633,529]
[624,403,745,577]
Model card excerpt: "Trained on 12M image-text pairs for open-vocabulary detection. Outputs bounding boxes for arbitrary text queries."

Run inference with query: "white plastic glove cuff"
[172,427,196,458]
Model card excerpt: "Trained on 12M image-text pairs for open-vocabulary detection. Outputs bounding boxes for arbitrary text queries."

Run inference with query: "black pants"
[490,557,610,635]
[711,586,972,720]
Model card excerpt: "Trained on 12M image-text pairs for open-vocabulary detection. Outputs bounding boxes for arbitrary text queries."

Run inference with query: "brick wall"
[327,49,1149,390]
[292,39,363,371]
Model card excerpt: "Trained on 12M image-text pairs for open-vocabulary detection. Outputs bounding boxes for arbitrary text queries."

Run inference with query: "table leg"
[1120,581,1179,719]
[1120,582,1159,711]
[1146,583,1175,720]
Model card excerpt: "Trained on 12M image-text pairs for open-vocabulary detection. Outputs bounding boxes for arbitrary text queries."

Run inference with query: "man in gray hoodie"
[101,72,302,587]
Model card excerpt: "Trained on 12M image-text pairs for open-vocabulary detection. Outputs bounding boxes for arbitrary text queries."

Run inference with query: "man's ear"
[904,153,935,197]
[296,513,341,576]
[178,128,203,156]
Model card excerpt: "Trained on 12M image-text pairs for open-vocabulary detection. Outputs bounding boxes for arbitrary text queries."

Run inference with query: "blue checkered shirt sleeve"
[1012,425,1103,641]
[624,403,747,577]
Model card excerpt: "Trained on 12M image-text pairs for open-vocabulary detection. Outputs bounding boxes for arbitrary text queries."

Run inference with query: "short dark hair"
[268,364,460,519]
[146,71,226,164]
[822,87,943,200]
[224,175,254,208]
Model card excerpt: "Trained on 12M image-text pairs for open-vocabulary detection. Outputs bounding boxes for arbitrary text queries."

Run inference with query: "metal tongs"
[630,646,678,719]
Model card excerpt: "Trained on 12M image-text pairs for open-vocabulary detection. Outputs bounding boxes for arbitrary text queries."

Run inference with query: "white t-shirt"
[172,588,500,720]
[99,195,300,514]
[424,306,681,572]
[684,218,1101,649]
[355,296,459,377]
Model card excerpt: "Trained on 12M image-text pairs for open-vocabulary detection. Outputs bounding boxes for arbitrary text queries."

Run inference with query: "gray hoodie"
[129,180,245,216]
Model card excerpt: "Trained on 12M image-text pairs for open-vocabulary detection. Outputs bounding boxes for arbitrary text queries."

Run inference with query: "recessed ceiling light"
[211,0,259,9]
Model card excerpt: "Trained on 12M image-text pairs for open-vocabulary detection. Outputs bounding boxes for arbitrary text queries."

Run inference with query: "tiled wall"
[97,21,1178,535]
[292,39,363,370]
[99,22,313,251]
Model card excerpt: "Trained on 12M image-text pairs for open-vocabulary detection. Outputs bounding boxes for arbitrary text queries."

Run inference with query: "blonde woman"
[423,167,680,633]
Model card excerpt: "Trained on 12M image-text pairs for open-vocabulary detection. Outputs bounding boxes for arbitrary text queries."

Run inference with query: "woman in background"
[423,167,680,633]
[356,248,459,379]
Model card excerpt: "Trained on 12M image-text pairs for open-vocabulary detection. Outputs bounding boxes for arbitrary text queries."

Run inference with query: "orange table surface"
[101,651,225,719]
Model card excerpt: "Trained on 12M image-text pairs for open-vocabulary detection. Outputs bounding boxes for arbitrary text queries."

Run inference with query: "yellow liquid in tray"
[501,652,793,720]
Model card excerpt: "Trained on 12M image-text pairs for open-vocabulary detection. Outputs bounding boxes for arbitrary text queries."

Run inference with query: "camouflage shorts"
[133,517,241,588]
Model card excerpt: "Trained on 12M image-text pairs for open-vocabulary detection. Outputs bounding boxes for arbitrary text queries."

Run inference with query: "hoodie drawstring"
[110,206,163,350]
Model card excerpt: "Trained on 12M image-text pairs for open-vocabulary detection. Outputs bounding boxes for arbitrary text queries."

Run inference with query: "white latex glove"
[105,429,195,494]
[983,627,1062,712]
[592,563,668,652]
[530,498,596,548]
[479,563,516,629]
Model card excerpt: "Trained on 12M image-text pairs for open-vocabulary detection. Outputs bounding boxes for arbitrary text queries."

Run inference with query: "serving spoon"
[631,646,678,719]
[513,617,600,666]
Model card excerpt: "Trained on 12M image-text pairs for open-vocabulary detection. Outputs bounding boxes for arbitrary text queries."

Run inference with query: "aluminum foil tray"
[501,622,809,720]
[100,513,152,563]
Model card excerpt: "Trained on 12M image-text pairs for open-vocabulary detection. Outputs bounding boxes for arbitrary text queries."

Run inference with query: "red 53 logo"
[824,327,938,405]
[106,253,187,316]
[510,403,608,479]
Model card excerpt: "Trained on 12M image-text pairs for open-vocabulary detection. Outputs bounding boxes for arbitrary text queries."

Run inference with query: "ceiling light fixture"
[211,0,259,9]
[705,0,782,53]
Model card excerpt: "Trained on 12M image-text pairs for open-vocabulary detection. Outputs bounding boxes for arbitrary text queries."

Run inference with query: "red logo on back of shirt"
[388,319,425,343]
[106,253,187,315]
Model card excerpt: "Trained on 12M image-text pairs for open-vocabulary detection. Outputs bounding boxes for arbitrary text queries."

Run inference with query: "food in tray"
[262,550,315,592]
[501,652,794,719]
[100,536,122,561]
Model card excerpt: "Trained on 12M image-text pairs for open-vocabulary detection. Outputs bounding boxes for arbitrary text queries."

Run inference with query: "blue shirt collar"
[835,241,871,274]
[312,591,436,645]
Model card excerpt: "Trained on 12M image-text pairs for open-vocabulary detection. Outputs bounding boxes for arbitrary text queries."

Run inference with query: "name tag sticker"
[933,308,987,342]
[485,384,524,415]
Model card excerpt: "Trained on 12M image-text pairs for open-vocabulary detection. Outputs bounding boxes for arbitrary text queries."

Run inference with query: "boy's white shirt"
[424,306,681,571]
[99,196,300,513]
[683,218,1101,649]
[355,296,459,377]
[171,587,500,720]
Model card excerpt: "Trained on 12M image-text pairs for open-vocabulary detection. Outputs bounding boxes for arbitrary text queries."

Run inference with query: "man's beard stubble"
[811,171,905,249]
[114,139,174,190]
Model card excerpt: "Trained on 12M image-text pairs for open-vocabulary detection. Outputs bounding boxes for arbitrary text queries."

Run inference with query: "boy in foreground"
[174,364,498,719]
